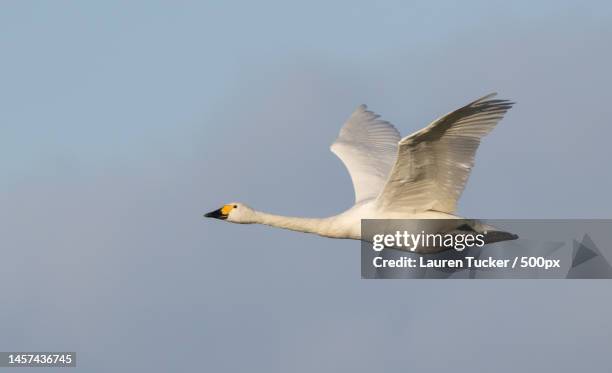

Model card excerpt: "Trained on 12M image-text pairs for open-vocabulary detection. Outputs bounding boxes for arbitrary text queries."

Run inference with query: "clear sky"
[1,1,612,372]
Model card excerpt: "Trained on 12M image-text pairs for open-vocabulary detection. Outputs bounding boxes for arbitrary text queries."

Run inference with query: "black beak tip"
[204,208,226,220]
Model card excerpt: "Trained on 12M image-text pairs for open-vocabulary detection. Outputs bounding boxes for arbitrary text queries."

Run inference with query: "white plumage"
[205,93,515,252]
[330,104,401,204]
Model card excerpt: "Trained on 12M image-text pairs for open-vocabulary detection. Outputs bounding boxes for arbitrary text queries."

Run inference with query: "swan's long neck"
[253,211,331,236]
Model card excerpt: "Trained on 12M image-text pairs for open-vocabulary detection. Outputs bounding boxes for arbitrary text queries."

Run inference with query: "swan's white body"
[206,93,514,249]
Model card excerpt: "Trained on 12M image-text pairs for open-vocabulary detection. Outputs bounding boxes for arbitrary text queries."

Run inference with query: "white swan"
[205,93,516,251]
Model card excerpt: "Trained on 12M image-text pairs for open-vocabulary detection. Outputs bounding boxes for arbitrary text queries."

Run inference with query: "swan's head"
[204,202,254,223]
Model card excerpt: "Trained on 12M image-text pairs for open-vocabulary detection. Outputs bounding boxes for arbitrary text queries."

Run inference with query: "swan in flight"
[205,93,517,251]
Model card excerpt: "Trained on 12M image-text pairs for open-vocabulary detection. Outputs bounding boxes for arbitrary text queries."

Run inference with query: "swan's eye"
[233,205,238,208]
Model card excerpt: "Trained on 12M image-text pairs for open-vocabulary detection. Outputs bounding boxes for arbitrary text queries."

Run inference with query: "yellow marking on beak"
[221,205,234,216]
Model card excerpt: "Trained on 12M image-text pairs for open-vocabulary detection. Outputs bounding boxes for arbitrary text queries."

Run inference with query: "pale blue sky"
[1,1,612,372]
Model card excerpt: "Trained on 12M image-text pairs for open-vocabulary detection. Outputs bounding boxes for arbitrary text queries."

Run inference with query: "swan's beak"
[204,208,227,220]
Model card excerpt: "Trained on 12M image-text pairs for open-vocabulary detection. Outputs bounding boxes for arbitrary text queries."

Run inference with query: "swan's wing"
[376,93,514,213]
[331,105,401,203]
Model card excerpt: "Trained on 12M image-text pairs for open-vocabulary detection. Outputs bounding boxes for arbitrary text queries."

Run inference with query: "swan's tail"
[482,229,519,244]
[465,221,519,244]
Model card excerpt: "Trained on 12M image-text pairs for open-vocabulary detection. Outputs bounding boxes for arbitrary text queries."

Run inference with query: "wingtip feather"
[473,92,497,103]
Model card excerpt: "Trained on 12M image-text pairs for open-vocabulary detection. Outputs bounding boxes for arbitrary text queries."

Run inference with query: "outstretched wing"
[376,93,514,213]
[331,105,401,203]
